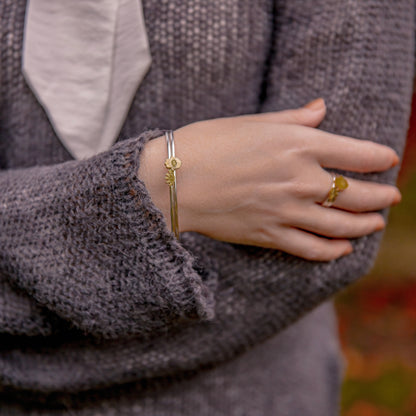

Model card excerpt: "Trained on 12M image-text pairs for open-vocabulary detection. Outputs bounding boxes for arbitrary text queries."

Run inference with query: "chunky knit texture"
[0,0,415,415]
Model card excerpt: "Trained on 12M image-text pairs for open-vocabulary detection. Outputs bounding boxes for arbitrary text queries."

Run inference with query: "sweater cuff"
[0,130,217,340]
[122,129,217,324]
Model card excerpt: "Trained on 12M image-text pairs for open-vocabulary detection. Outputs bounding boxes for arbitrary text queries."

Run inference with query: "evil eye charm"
[164,156,182,170]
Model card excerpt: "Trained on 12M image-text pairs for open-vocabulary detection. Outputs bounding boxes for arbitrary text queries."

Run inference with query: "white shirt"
[22,0,152,159]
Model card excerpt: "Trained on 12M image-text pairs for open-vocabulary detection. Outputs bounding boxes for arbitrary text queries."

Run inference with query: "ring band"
[322,174,348,207]
[164,130,182,240]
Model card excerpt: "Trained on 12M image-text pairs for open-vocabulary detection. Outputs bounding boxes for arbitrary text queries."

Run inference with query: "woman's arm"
[1,100,397,339]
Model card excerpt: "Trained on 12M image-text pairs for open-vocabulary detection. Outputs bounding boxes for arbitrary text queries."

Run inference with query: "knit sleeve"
[214,0,415,333]
[0,130,216,339]
[212,0,416,331]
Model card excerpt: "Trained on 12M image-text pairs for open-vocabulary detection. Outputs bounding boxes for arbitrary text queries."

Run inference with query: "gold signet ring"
[322,174,348,207]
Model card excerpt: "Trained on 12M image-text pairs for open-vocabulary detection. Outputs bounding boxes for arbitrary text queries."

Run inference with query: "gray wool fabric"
[0,0,415,415]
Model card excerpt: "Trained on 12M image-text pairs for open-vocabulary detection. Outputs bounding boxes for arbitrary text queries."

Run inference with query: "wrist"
[137,133,194,234]
[137,135,171,229]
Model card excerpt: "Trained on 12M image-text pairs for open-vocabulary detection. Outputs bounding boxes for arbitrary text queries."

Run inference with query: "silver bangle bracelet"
[164,130,182,240]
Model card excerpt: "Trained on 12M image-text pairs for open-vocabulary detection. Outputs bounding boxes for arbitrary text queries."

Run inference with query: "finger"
[242,98,326,127]
[266,226,353,261]
[288,202,385,239]
[303,127,400,172]
[316,176,401,212]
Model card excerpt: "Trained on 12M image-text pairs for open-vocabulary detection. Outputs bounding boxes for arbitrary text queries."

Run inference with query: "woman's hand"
[138,99,401,261]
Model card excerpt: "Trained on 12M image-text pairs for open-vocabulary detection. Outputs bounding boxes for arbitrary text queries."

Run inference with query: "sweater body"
[0,0,414,415]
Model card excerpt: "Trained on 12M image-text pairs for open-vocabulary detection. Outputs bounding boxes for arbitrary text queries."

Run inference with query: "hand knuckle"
[289,180,314,198]
[253,224,277,247]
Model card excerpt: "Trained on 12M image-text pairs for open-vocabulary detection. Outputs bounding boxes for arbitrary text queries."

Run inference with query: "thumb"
[303,97,326,112]
[248,98,326,126]
[282,97,326,126]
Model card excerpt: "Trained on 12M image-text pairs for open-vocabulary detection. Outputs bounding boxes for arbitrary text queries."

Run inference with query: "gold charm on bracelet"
[164,157,182,186]
[165,169,175,186]
[164,156,182,171]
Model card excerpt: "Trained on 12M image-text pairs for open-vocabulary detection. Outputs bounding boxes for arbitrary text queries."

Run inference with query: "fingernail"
[375,220,385,231]
[392,191,402,205]
[343,245,353,256]
[304,98,325,111]
[391,154,400,167]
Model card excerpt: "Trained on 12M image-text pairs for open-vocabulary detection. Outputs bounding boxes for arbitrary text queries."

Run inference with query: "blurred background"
[336,85,416,416]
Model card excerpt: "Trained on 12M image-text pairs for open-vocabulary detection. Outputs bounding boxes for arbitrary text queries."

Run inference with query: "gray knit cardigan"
[0,1,414,415]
